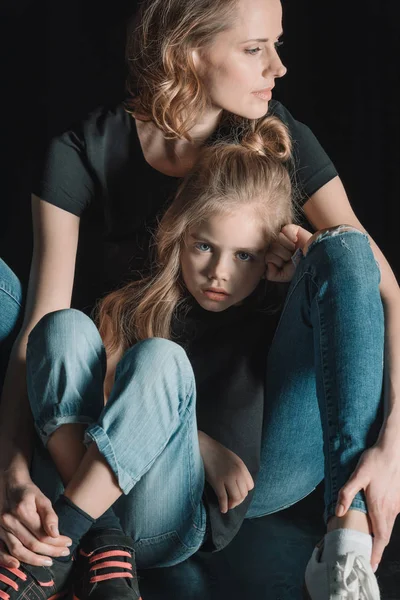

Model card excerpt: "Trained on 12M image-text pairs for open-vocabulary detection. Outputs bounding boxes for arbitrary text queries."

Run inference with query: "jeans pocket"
[134,527,205,569]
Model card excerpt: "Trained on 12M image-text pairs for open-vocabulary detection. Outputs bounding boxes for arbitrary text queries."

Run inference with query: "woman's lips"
[252,88,273,101]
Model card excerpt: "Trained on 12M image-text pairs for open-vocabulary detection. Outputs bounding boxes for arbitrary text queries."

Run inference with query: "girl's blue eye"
[237,252,253,262]
[275,40,284,50]
[245,47,262,56]
[195,242,211,252]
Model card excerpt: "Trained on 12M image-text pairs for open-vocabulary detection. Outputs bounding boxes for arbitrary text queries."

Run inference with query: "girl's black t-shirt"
[32,100,337,552]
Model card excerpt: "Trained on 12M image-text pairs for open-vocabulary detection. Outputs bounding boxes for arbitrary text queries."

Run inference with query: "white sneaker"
[304,544,381,599]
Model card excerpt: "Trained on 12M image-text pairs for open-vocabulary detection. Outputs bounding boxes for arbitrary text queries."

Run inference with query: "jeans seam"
[0,284,22,307]
[313,274,336,515]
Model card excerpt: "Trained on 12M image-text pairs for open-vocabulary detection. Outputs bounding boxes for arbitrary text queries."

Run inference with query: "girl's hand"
[335,435,400,572]
[265,224,313,283]
[198,431,254,514]
[0,470,72,567]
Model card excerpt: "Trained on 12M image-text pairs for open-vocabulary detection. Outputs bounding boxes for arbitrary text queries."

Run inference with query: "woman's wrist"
[0,448,32,484]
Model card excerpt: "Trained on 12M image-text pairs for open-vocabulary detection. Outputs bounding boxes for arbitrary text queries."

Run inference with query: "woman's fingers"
[36,496,60,538]
[0,539,20,569]
[0,527,55,567]
[0,513,71,559]
[267,241,293,263]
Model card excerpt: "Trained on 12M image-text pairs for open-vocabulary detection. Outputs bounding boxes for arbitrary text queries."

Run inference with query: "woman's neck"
[135,107,223,178]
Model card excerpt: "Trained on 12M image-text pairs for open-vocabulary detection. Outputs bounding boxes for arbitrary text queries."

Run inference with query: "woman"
[0,0,399,595]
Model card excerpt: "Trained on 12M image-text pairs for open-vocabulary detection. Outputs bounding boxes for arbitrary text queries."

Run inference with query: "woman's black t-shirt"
[32,100,337,552]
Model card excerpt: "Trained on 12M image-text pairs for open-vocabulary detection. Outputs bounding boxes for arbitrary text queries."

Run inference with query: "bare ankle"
[327,510,372,536]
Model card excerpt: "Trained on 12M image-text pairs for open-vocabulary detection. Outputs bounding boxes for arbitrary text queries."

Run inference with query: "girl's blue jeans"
[0,228,385,568]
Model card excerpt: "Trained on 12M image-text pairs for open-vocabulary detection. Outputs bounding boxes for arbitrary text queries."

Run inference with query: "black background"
[1,0,399,285]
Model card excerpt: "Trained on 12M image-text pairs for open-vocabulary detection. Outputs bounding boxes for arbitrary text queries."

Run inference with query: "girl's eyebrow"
[189,233,265,255]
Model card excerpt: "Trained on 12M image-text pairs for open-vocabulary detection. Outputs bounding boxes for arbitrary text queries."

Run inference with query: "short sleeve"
[269,101,338,207]
[32,127,95,217]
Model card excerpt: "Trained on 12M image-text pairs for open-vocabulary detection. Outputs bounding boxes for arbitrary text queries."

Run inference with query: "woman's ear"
[191,48,205,77]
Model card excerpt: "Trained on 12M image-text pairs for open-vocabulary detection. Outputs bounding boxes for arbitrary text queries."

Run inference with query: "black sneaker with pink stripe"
[0,556,73,600]
[71,529,141,600]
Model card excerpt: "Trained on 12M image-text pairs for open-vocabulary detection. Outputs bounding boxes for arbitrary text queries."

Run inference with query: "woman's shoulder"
[76,101,134,143]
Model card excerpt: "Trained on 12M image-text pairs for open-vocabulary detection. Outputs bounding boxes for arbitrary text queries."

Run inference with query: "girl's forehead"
[189,211,269,248]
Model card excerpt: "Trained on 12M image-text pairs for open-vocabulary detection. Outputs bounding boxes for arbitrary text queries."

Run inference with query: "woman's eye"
[274,40,284,51]
[195,242,212,252]
[237,252,253,262]
[245,47,262,56]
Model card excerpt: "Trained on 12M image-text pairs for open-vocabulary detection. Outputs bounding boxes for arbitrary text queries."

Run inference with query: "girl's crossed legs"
[26,227,384,570]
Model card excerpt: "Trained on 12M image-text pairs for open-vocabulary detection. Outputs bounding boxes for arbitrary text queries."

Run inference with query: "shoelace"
[79,548,134,584]
[332,552,380,600]
[0,565,27,600]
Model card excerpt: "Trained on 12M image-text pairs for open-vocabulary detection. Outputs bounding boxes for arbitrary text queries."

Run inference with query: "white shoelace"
[331,552,380,599]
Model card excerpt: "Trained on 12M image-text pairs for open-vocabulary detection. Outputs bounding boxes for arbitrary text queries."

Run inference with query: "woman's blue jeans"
[0,228,385,568]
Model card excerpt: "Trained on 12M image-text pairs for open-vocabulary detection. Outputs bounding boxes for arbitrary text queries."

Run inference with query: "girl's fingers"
[235,478,249,503]
[227,481,245,510]
[216,486,229,514]
[245,470,255,491]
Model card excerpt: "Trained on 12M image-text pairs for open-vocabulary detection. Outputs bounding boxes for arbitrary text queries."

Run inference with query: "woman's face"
[180,206,268,312]
[194,0,286,120]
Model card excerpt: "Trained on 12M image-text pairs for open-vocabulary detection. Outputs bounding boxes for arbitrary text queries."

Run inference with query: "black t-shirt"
[32,100,337,552]
[171,289,282,552]
[32,100,337,313]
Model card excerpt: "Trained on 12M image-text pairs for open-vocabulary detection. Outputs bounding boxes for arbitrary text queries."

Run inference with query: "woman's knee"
[302,224,367,256]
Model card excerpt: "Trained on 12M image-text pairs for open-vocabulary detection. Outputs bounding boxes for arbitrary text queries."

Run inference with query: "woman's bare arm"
[0,196,79,567]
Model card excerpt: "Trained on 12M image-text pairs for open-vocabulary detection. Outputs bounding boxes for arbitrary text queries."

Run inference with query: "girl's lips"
[202,290,230,302]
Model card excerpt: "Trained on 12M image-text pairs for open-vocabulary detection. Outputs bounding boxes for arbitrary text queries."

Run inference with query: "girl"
[0,116,383,600]
[0,0,398,596]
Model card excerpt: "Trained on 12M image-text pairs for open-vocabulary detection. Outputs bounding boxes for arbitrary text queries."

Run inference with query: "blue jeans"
[0,258,23,389]
[2,228,385,567]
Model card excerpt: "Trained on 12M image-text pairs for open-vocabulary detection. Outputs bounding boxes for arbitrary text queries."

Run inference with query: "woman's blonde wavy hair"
[95,115,296,354]
[125,0,242,139]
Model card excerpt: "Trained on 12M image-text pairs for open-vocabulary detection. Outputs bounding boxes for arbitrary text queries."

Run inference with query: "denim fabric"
[246,228,384,523]
[17,227,385,567]
[0,258,23,389]
[27,317,207,569]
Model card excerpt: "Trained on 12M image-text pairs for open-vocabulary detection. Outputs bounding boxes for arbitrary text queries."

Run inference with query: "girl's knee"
[28,309,102,354]
[120,337,191,374]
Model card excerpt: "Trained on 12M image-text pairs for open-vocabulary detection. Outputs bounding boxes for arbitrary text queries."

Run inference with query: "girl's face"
[194,0,287,120]
[181,206,268,312]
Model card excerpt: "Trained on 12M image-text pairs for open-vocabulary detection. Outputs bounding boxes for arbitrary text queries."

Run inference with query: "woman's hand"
[0,470,72,568]
[265,224,313,282]
[335,435,400,572]
[198,431,254,514]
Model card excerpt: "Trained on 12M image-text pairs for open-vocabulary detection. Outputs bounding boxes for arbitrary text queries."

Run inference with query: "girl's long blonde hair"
[95,115,296,354]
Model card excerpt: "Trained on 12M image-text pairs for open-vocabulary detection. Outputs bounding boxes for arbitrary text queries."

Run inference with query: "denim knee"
[293,226,381,288]
[84,337,196,494]
[27,309,106,446]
